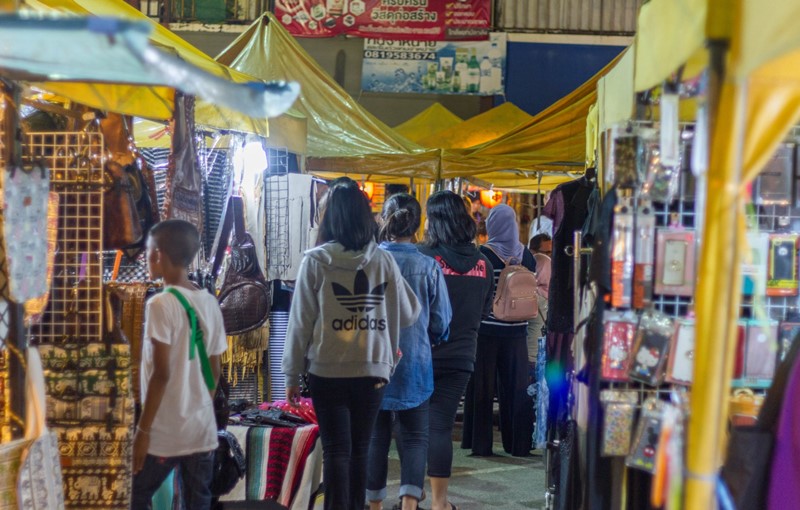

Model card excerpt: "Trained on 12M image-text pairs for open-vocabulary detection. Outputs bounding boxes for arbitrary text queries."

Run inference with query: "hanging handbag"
[211,430,245,498]
[217,196,271,335]
[166,93,203,232]
[103,159,143,250]
[99,113,155,253]
[0,163,51,304]
[18,347,65,510]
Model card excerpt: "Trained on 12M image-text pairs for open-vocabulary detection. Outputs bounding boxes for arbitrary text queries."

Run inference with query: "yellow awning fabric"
[217,14,439,179]
[23,0,289,135]
[634,0,707,92]
[393,104,463,144]
[133,112,308,154]
[417,102,533,150]
[439,50,625,182]
[598,46,634,131]
[737,0,800,79]
[586,102,599,167]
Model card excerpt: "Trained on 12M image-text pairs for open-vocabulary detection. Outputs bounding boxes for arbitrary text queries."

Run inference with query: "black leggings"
[426,368,472,477]
[308,374,386,510]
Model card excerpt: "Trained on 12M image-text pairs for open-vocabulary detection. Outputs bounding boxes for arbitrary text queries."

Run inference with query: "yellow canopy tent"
[393,103,463,144]
[216,13,440,181]
[417,102,532,150]
[23,0,307,144]
[437,51,626,191]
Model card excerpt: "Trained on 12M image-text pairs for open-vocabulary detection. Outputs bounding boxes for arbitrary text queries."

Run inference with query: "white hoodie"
[282,241,421,386]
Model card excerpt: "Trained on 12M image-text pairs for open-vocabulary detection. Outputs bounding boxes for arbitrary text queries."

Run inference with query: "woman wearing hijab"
[461,204,536,457]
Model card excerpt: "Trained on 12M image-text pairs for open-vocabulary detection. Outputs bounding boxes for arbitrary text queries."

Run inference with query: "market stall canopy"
[440,51,626,187]
[393,103,462,144]
[417,102,533,150]
[733,0,800,186]
[133,109,308,154]
[598,46,634,132]
[0,13,299,122]
[22,0,304,136]
[634,0,707,92]
[216,13,440,180]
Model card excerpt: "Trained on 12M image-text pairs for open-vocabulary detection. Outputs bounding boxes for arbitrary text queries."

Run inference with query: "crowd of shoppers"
[283,179,543,510]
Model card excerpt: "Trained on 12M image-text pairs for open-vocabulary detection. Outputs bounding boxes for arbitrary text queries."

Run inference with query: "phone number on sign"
[363,50,437,60]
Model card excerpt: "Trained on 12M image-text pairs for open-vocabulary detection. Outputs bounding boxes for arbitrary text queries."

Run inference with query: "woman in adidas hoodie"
[283,181,421,510]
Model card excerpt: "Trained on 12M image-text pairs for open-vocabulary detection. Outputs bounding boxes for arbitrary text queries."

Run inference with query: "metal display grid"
[27,132,104,346]
[265,147,291,276]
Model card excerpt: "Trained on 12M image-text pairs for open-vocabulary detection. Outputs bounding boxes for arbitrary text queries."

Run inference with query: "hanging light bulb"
[361,181,375,201]
[479,189,503,208]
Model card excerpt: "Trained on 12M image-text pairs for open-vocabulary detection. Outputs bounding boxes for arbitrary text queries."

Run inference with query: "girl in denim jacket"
[366,193,452,510]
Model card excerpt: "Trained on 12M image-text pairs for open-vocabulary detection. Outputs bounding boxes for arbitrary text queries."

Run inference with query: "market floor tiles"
[382,441,546,509]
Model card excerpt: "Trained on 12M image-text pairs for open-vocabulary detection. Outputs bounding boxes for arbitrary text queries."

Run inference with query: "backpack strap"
[165,288,216,392]
[483,244,519,266]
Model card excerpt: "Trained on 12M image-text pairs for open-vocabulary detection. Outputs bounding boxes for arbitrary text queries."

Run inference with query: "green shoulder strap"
[165,288,216,392]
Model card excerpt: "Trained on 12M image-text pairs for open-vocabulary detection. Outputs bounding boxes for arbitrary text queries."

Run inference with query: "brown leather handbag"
[217,196,271,335]
[103,160,143,250]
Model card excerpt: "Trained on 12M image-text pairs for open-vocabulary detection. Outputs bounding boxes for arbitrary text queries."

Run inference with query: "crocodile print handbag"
[217,196,270,335]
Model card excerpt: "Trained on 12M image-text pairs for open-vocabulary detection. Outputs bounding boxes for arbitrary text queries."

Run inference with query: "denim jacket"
[379,242,451,410]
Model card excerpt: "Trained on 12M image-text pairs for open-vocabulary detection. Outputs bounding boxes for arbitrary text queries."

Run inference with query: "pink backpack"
[487,247,539,321]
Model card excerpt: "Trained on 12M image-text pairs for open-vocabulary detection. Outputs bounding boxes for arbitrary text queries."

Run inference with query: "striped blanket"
[220,424,321,509]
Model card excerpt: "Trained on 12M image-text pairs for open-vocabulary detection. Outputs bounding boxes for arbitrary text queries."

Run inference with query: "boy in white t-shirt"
[132,220,228,510]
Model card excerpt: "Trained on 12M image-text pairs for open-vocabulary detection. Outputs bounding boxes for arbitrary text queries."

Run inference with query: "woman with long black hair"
[366,193,451,510]
[416,191,494,510]
[282,179,420,510]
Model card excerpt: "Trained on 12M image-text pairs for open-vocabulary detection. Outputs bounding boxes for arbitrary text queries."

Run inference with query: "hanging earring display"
[654,229,696,296]
[666,318,695,385]
[601,311,638,381]
[754,143,794,206]
[742,232,769,297]
[767,234,799,296]
[629,309,674,386]
[633,200,655,309]
[600,390,638,457]
[611,196,635,308]
[627,398,664,473]
[743,319,779,380]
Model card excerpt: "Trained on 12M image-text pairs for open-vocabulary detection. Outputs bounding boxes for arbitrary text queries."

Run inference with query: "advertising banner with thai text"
[274,0,491,40]
[361,32,506,95]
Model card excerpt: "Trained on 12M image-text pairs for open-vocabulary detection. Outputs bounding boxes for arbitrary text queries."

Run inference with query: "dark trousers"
[131,450,214,510]
[462,333,533,457]
[427,368,472,477]
[308,374,386,510]
[366,401,429,501]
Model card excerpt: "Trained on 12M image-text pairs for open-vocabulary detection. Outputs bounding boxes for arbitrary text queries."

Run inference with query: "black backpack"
[211,430,246,497]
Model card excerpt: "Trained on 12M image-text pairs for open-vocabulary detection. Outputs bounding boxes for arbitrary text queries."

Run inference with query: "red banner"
[274,0,491,40]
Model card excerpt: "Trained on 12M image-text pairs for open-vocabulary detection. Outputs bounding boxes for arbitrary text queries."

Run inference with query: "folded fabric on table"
[246,424,319,507]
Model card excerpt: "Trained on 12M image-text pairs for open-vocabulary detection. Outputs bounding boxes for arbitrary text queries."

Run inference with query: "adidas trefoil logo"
[332,270,388,313]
